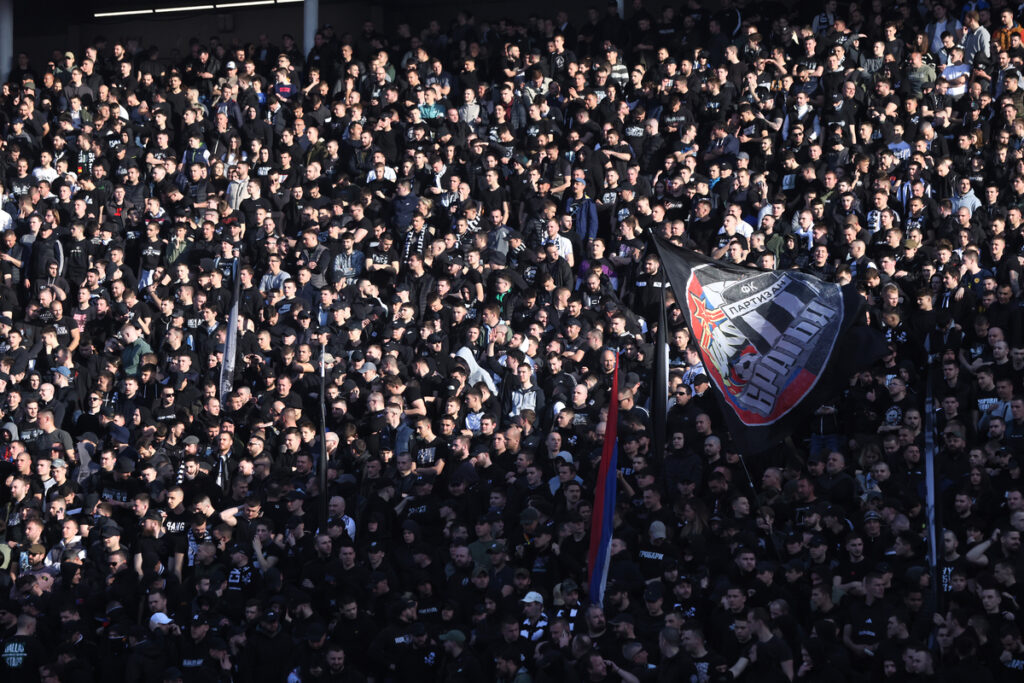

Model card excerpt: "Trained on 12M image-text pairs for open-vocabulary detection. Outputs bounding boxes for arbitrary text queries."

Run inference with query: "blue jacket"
[391,193,420,232]
[564,195,598,242]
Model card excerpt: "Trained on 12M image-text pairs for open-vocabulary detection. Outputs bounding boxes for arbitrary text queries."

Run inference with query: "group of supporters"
[3,1,1024,682]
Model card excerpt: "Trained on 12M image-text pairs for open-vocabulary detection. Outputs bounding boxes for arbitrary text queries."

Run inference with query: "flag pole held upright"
[588,351,620,605]
[651,270,669,460]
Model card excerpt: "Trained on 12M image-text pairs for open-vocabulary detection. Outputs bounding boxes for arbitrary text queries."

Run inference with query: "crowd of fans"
[4,0,1024,681]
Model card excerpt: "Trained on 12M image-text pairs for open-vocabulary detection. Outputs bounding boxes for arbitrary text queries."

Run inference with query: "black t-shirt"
[140,239,164,270]
[834,555,870,587]
[51,316,75,348]
[691,650,727,683]
[845,599,891,645]
[225,562,262,603]
[134,532,178,573]
[636,539,678,580]
[367,244,395,269]
[0,634,45,683]
[939,556,970,593]
[973,386,999,418]
[404,494,443,535]
[411,435,448,469]
[163,507,191,536]
[747,635,792,683]
[18,419,42,445]
[479,185,510,215]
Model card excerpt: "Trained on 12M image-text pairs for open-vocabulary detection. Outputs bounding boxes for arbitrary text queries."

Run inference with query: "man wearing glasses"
[153,387,179,425]
[106,549,131,587]
[74,393,105,436]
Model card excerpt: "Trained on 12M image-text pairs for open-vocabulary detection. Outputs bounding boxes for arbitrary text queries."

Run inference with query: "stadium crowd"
[4,0,1024,681]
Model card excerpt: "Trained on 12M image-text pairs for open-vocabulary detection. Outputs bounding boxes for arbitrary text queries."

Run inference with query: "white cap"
[521,591,544,605]
[149,612,173,628]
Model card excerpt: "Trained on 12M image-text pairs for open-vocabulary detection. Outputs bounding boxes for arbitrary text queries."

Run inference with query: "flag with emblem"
[653,235,885,454]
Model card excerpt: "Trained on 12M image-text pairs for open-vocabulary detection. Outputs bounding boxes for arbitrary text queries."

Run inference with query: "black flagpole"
[652,269,669,460]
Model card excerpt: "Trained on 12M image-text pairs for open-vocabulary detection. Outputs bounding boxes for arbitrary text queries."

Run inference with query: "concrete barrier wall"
[14,0,595,69]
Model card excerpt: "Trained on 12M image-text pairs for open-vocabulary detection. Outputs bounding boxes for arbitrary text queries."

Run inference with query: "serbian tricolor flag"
[587,352,620,605]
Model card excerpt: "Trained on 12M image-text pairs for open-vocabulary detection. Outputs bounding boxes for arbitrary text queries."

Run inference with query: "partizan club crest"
[684,266,844,425]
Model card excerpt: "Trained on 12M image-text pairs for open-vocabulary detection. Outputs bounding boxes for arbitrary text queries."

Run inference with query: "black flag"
[653,235,884,454]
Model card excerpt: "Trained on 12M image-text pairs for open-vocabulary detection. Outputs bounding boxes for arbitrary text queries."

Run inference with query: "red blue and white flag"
[587,352,619,605]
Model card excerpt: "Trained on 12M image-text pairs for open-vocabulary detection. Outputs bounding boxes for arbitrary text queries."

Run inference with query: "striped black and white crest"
[654,235,881,453]
[684,265,843,425]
